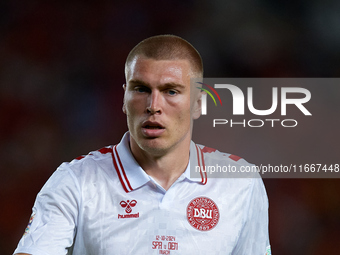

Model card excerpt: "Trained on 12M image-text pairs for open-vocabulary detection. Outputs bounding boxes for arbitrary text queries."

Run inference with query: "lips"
[142,121,165,129]
[141,121,165,137]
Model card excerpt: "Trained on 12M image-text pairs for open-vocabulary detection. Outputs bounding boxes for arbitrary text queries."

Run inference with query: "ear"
[192,90,203,120]
[122,104,126,114]
[122,84,127,114]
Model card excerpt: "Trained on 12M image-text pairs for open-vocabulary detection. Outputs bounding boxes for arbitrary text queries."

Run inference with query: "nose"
[146,90,162,114]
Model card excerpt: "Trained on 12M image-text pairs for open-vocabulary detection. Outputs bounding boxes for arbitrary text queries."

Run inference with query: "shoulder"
[197,144,268,199]
[196,144,255,168]
[193,144,260,179]
[196,144,246,163]
[53,145,117,186]
[36,145,119,202]
[70,146,114,164]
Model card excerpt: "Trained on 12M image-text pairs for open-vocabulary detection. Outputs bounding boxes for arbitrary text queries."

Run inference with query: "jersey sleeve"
[13,164,80,255]
[232,177,271,255]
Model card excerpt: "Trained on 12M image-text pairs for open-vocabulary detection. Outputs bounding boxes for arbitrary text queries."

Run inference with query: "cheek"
[175,103,192,122]
[125,96,141,114]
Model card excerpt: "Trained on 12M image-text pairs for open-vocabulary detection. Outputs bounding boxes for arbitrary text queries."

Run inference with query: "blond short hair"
[125,35,203,78]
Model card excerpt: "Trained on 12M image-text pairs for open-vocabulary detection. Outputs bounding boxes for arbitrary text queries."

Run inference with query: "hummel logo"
[118,200,139,219]
[120,200,137,214]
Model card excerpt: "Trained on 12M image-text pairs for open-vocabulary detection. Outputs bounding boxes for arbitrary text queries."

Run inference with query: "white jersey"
[14,132,270,255]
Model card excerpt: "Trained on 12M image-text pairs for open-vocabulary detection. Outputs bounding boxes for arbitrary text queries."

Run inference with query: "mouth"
[141,121,165,137]
[142,121,165,130]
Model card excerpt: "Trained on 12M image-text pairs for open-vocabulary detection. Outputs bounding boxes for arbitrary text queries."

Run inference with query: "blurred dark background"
[1,0,340,254]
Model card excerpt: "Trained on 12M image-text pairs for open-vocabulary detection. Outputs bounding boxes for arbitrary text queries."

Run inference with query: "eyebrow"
[128,79,186,89]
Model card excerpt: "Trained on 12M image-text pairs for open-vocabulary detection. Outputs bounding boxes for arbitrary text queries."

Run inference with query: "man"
[14,35,270,255]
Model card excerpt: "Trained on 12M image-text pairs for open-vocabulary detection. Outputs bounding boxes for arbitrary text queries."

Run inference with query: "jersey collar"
[112,132,207,193]
[186,141,208,185]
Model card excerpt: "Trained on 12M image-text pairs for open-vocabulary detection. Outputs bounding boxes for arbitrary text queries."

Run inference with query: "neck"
[130,137,190,191]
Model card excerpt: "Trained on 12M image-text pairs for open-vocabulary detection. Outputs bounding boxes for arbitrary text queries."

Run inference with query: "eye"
[166,89,178,96]
[134,86,148,93]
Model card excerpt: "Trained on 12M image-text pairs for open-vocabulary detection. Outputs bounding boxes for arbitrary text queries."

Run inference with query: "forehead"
[126,57,192,85]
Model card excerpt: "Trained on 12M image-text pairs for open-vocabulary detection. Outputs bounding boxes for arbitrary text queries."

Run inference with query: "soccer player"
[14,35,270,255]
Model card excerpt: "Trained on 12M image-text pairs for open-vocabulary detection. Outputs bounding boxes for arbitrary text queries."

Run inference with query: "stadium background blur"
[1,1,340,254]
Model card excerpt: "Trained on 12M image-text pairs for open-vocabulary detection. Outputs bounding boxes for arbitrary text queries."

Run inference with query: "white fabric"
[14,132,270,255]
